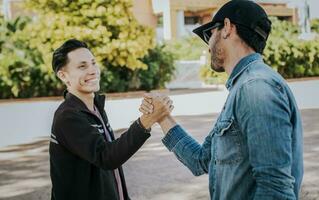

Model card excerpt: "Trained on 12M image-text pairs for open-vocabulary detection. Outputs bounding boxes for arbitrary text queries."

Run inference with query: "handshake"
[138,93,175,131]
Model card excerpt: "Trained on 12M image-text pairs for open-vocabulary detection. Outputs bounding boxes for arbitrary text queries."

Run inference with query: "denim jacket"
[162,53,303,200]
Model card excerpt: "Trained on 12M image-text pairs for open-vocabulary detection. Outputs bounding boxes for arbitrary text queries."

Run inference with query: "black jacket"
[50,92,150,200]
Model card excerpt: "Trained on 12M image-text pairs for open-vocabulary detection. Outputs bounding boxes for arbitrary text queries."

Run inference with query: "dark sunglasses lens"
[203,23,222,43]
[204,30,212,43]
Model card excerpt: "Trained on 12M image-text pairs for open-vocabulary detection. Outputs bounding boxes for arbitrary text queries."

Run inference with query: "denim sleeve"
[235,79,296,200]
[162,125,212,176]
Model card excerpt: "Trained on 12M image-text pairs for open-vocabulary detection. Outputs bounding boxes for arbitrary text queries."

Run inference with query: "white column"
[151,0,171,40]
[162,0,172,40]
[176,10,185,37]
[2,0,12,20]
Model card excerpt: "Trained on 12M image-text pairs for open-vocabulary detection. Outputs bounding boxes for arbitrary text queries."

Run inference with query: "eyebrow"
[76,59,95,65]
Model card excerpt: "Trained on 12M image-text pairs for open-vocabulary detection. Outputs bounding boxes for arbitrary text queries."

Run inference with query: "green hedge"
[263,18,319,78]
[99,45,175,93]
[311,19,319,33]
[163,36,207,61]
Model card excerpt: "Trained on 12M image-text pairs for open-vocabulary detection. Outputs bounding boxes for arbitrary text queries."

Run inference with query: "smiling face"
[57,48,100,95]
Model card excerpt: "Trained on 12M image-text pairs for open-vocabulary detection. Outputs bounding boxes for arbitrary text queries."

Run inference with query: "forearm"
[100,120,151,169]
[161,124,211,176]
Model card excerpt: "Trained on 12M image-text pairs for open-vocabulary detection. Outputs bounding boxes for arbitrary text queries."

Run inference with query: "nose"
[88,64,100,76]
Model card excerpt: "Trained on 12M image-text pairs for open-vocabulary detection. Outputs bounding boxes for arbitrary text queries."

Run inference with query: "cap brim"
[192,21,215,44]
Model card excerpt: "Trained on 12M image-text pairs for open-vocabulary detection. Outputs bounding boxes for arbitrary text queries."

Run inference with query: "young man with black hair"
[50,39,173,200]
[141,1,303,199]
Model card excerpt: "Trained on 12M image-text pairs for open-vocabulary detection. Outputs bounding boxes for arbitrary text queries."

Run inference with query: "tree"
[0,0,177,99]
[17,0,155,84]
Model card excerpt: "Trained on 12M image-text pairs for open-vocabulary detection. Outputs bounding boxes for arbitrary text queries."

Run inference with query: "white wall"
[0,80,319,148]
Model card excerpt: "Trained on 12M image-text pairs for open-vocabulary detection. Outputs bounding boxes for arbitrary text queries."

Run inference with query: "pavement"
[0,109,318,200]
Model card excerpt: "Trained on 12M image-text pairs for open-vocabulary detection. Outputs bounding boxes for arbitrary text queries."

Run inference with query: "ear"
[57,70,70,86]
[223,18,233,39]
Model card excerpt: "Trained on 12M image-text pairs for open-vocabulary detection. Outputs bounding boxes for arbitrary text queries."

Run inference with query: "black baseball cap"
[193,0,271,44]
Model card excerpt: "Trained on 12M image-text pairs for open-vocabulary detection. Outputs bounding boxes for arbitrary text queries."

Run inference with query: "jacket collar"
[63,90,106,113]
[225,53,262,90]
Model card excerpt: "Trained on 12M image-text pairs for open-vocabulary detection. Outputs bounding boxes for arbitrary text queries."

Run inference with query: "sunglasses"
[203,22,223,44]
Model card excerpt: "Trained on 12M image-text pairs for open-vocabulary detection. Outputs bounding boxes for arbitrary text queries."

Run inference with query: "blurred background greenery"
[0,0,176,98]
[0,0,318,99]
[173,17,319,84]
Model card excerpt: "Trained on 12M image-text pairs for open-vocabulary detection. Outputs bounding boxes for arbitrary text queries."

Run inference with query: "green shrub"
[139,45,176,91]
[264,17,319,78]
[0,16,61,98]
[99,44,176,93]
[22,0,155,72]
[199,65,227,85]
[0,0,176,99]
[200,17,319,82]
[311,19,319,33]
[163,36,207,60]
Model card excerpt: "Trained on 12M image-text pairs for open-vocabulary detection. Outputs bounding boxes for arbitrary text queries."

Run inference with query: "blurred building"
[1,0,299,40]
[135,0,298,40]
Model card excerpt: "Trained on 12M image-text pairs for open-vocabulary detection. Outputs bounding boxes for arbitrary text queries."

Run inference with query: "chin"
[91,86,100,93]
[81,86,100,94]
[211,65,225,73]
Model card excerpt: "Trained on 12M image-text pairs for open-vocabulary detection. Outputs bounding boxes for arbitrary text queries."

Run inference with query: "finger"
[169,105,174,112]
[143,97,152,104]
[142,99,154,110]
[139,107,148,114]
[167,99,173,105]
[159,94,168,100]
[139,107,150,115]
[152,92,166,99]
[163,97,171,105]
[151,92,162,97]
[143,93,153,99]
[140,104,153,114]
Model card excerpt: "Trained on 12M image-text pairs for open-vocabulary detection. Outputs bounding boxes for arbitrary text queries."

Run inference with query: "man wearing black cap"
[49,39,173,200]
[140,1,303,199]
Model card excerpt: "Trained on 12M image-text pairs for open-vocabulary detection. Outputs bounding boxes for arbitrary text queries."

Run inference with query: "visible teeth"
[86,78,98,82]
[85,78,99,85]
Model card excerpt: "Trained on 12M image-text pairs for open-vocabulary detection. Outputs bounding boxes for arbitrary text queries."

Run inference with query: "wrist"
[139,115,154,130]
[159,115,176,135]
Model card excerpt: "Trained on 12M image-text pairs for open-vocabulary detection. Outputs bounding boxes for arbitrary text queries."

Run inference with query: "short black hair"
[52,39,89,73]
[235,18,271,54]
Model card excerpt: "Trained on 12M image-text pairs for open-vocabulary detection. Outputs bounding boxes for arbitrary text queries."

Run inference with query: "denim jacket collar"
[225,53,263,90]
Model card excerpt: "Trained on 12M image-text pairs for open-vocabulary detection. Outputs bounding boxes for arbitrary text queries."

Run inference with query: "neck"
[224,45,255,75]
[69,89,95,111]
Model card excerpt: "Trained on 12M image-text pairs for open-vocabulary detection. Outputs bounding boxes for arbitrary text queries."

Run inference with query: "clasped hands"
[139,93,174,129]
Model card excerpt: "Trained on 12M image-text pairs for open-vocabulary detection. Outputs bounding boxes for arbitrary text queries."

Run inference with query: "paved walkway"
[0,109,318,200]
